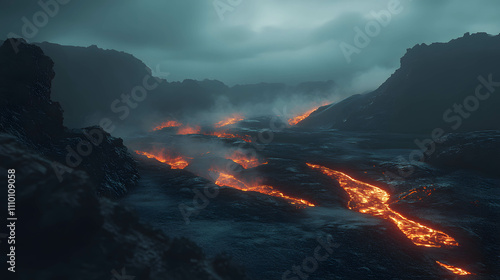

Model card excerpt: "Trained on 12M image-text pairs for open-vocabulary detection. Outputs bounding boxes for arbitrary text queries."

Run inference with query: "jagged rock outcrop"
[0,39,138,197]
[300,32,500,133]
[0,133,248,280]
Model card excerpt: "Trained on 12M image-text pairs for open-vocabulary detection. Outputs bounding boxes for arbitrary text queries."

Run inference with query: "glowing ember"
[135,150,189,169]
[207,131,252,142]
[177,125,201,135]
[227,151,267,169]
[436,261,471,276]
[212,171,315,207]
[214,115,244,128]
[307,163,459,248]
[393,186,434,203]
[152,120,182,131]
[288,103,329,126]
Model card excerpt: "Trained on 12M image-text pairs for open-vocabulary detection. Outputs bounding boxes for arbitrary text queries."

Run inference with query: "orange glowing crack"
[214,115,244,128]
[135,150,189,169]
[307,163,459,248]
[227,151,267,169]
[152,120,182,131]
[207,131,252,142]
[212,171,315,207]
[436,261,471,276]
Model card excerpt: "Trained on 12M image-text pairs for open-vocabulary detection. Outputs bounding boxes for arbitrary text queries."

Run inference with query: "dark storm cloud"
[1,0,500,91]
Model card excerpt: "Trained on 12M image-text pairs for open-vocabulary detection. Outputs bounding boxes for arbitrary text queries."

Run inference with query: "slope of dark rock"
[301,32,500,133]
[427,130,500,178]
[0,39,138,197]
[0,133,248,280]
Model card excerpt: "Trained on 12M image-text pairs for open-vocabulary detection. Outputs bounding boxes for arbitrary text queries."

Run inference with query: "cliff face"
[0,39,249,279]
[0,133,248,280]
[0,39,138,197]
[300,32,500,133]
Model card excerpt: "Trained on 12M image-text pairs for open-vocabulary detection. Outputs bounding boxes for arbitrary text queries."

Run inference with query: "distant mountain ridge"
[3,40,335,135]
[300,32,500,133]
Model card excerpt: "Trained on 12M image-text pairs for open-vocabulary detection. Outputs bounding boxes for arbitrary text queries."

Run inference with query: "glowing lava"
[288,103,329,126]
[215,114,245,128]
[177,125,201,135]
[436,261,471,276]
[135,150,190,169]
[208,131,252,142]
[227,151,267,169]
[152,120,182,131]
[307,163,459,248]
[212,171,315,207]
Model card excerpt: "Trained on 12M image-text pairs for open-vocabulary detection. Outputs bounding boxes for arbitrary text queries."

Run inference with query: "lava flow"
[436,261,472,276]
[135,150,190,169]
[211,171,315,207]
[177,125,201,135]
[306,163,459,248]
[152,120,182,131]
[214,114,244,128]
[208,131,252,142]
[227,151,267,169]
[288,103,329,126]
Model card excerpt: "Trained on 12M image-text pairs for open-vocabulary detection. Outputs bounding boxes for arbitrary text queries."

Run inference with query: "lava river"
[288,102,330,126]
[135,149,313,207]
[306,163,458,248]
[307,163,472,276]
[210,171,315,207]
[135,150,190,169]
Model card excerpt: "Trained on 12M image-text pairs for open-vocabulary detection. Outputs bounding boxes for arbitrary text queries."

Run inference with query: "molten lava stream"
[214,114,245,128]
[135,150,189,169]
[288,103,329,126]
[306,163,459,248]
[227,151,267,169]
[152,120,182,131]
[212,171,315,207]
[177,125,201,135]
[207,131,252,142]
[435,261,471,276]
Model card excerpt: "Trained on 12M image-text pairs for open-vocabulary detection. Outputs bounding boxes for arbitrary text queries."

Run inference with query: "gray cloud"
[1,0,500,92]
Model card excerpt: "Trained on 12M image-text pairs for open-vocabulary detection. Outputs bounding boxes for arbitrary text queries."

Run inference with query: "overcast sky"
[1,0,500,92]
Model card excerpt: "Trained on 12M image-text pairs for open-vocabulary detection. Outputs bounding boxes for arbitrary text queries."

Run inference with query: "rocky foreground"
[0,39,249,279]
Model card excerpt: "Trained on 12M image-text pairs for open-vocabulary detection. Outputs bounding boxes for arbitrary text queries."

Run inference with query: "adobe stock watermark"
[51,65,169,182]
[7,0,72,53]
[282,234,340,280]
[213,0,244,21]
[383,73,499,182]
[340,0,411,63]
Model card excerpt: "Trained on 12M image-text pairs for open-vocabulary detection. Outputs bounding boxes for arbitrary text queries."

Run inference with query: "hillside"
[300,32,500,133]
